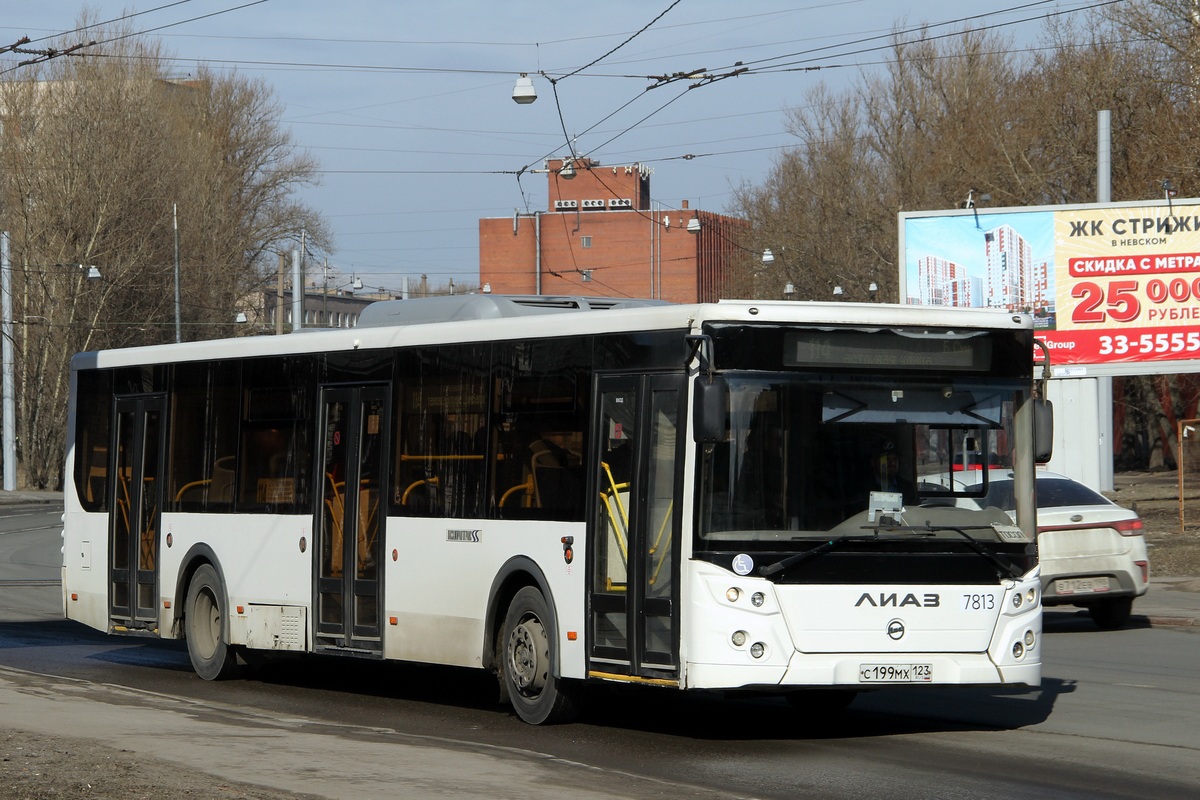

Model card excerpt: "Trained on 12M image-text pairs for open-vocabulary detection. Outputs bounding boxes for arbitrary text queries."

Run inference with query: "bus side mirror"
[693,376,727,444]
[1033,397,1053,463]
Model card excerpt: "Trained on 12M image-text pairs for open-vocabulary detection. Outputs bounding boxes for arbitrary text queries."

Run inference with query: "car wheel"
[1088,596,1133,630]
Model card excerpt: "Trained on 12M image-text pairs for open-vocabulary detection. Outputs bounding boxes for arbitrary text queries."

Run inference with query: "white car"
[945,469,1149,629]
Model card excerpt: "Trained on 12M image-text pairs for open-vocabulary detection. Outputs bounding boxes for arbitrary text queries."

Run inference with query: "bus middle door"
[589,374,683,683]
[315,385,389,654]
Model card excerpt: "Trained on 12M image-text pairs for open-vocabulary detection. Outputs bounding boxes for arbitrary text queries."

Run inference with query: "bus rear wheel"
[501,586,578,724]
[184,564,237,680]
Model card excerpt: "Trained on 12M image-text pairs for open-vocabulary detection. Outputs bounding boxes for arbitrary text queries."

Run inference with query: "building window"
[580,236,592,248]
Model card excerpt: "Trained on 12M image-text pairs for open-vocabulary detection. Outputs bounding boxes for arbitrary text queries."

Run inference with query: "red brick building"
[479,159,745,302]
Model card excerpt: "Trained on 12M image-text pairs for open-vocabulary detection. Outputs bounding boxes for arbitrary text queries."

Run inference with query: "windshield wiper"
[890,522,1025,580]
[758,532,911,579]
[757,522,1025,581]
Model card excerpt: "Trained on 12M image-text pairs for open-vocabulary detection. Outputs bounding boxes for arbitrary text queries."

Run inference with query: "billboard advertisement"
[900,199,1200,376]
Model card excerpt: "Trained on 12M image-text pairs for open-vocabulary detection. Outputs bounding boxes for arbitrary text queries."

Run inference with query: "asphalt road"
[2,504,1199,799]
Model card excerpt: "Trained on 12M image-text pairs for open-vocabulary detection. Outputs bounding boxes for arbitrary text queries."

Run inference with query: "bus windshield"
[695,372,1025,547]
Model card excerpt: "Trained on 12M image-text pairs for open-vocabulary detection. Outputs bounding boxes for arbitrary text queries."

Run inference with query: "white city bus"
[62,295,1049,724]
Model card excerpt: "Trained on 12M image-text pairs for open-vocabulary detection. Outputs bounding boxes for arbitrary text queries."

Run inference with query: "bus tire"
[500,586,578,724]
[184,564,237,680]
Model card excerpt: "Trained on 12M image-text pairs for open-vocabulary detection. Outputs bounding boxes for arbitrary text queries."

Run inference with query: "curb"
[1145,615,1199,628]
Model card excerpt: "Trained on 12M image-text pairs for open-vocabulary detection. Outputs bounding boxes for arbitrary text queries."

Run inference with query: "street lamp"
[512,74,537,104]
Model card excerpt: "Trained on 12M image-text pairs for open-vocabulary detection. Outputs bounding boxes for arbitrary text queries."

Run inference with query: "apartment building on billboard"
[946,274,984,307]
[916,255,961,305]
[479,159,746,302]
[1028,259,1052,313]
[913,223,1052,313]
[984,224,1033,310]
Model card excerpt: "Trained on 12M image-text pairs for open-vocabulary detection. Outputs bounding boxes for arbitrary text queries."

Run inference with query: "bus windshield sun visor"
[821,388,1004,426]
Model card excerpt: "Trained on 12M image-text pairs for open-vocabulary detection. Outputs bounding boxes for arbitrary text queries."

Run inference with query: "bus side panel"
[159,513,315,642]
[383,517,586,678]
[62,508,112,633]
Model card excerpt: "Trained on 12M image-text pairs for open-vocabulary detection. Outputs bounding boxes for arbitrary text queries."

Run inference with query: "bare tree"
[728,3,1200,469]
[0,20,327,488]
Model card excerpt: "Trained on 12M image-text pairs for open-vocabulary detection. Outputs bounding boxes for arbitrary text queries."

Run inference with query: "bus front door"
[589,375,682,683]
[109,394,166,633]
[315,386,389,654]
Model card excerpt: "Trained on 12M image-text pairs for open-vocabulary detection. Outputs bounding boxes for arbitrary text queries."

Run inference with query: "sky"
[2,1,1094,294]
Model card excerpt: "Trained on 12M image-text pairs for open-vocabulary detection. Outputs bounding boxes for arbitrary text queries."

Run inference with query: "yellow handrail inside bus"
[401,476,439,505]
[648,500,674,587]
[499,477,534,508]
[599,460,630,564]
[174,478,212,502]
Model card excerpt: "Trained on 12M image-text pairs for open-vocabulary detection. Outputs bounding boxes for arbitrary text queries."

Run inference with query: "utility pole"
[173,202,182,343]
[1,232,14,491]
[322,257,329,326]
[276,252,285,335]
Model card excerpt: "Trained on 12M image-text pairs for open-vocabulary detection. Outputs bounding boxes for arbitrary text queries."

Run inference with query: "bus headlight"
[751,592,765,607]
[749,642,766,659]
[1012,593,1023,609]
[1024,629,1036,648]
[726,587,742,603]
[731,630,747,647]
[1013,641,1025,659]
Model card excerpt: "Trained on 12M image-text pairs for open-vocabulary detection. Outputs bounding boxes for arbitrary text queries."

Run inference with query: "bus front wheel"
[184,564,237,680]
[500,586,578,724]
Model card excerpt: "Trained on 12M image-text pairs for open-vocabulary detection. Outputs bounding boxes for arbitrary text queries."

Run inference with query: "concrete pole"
[1,232,14,491]
[1097,110,1112,203]
[291,249,303,331]
[276,252,285,335]
[1098,109,1114,490]
[173,203,182,343]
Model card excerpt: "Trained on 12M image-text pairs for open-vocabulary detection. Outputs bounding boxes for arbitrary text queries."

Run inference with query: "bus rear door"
[108,394,166,633]
[589,374,683,683]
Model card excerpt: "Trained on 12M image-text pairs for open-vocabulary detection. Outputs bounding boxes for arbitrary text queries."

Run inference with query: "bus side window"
[393,346,488,519]
[74,368,113,513]
[168,362,239,513]
[491,339,589,521]
[234,358,312,513]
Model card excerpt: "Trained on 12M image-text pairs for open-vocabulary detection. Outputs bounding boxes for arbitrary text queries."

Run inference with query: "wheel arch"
[172,543,229,638]
[483,556,559,673]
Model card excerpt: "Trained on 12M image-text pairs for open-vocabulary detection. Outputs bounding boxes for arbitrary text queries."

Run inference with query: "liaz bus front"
[683,302,1046,704]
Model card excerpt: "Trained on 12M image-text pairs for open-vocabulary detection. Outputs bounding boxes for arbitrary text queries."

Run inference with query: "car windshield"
[695,373,1026,549]
[983,477,1109,512]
